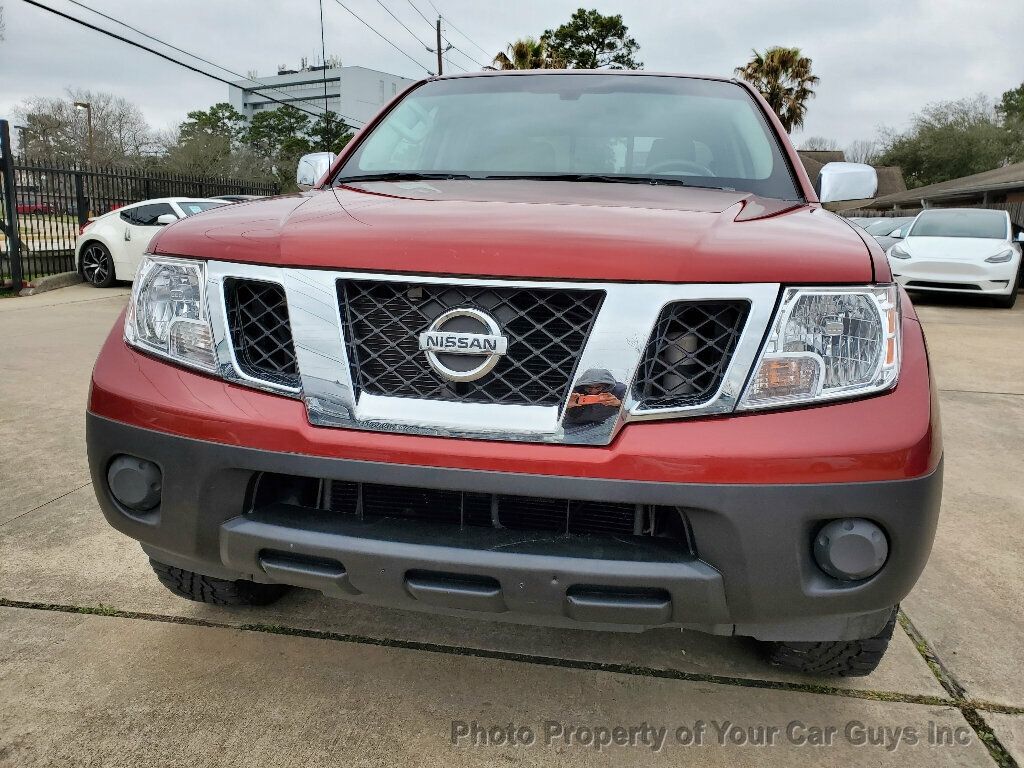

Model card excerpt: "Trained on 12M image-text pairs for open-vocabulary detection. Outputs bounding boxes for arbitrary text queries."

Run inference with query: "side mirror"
[889,227,905,239]
[297,152,337,191]
[1016,232,1024,243]
[156,213,179,226]
[818,162,878,203]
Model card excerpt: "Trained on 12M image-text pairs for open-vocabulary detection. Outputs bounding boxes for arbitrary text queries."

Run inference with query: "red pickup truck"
[87,72,941,676]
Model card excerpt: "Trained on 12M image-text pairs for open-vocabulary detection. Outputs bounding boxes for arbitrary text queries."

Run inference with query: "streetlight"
[74,101,94,164]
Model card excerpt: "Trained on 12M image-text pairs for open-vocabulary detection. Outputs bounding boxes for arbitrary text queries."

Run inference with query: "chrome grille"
[224,278,298,386]
[633,300,750,409]
[338,279,603,406]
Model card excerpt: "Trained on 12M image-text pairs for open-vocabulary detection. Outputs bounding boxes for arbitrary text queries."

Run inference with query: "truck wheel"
[765,606,898,676]
[149,558,289,606]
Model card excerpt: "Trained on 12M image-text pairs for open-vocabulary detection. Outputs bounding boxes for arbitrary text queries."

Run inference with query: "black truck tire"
[150,558,289,606]
[766,606,899,676]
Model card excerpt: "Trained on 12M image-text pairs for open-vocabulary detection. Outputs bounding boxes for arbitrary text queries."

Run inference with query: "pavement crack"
[2,596,1013,713]
[899,609,1020,767]
[938,388,1024,397]
[0,481,92,528]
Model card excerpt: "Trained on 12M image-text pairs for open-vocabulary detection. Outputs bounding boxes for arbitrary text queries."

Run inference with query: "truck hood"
[152,180,873,283]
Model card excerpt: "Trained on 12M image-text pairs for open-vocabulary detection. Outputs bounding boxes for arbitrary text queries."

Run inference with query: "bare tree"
[845,139,878,164]
[799,136,841,151]
[1,3,6,42]
[13,89,155,164]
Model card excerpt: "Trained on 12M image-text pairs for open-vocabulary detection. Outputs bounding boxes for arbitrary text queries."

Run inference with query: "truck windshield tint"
[335,74,802,201]
[910,209,1008,239]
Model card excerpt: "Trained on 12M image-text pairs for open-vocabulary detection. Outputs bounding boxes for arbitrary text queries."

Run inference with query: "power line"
[330,0,434,75]
[47,0,366,126]
[434,12,492,59]
[446,43,484,69]
[405,0,434,29]
[373,0,431,53]
[443,57,468,73]
[404,0,486,69]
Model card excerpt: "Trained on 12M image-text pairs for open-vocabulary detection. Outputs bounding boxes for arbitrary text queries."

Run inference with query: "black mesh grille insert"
[225,279,298,386]
[338,280,603,406]
[633,300,750,409]
[326,479,692,544]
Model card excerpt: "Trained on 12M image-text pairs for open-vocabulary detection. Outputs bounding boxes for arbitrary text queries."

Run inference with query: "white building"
[228,65,415,127]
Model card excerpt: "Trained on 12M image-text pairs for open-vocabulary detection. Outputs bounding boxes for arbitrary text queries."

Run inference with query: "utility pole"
[435,18,443,75]
[431,17,451,76]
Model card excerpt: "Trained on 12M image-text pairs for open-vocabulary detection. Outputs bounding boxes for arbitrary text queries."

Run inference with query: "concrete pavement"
[0,284,1021,767]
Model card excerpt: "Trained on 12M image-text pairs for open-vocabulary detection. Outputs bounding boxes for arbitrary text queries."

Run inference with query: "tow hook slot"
[258,551,358,595]
[565,586,673,625]
[405,570,506,613]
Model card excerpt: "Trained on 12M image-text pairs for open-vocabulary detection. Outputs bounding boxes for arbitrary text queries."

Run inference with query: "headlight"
[889,244,910,259]
[985,248,1015,263]
[738,285,900,411]
[124,256,217,372]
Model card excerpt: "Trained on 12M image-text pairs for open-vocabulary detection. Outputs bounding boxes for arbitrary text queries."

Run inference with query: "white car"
[76,198,230,287]
[887,208,1023,308]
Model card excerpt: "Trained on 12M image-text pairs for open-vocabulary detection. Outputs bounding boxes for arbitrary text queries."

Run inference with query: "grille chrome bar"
[204,261,779,446]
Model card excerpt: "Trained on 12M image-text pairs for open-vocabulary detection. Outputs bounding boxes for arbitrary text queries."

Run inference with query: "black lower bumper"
[86,413,943,641]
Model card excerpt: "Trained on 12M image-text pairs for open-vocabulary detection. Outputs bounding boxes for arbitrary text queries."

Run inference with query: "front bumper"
[87,412,942,641]
[892,255,1020,296]
[86,308,942,641]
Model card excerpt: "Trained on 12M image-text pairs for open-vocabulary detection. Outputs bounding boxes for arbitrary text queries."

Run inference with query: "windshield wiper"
[482,173,735,191]
[335,172,475,184]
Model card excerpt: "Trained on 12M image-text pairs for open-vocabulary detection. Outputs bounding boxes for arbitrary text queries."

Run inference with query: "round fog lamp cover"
[814,518,889,581]
[107,455,162,512]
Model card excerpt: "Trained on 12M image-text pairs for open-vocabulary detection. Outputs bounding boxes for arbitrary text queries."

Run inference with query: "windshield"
[178,201,228,216]
[909,209,1008,239]
[335,74,801,200]
[864,218,912,235]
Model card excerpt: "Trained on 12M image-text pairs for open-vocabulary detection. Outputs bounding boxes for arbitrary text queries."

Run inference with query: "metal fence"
[1,119,278,288]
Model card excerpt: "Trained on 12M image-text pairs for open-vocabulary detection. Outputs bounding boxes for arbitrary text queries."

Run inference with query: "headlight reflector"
[738,285,900,410]
[125,256,216,372]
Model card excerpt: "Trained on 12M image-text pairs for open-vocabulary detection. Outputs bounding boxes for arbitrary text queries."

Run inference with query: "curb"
[18,271,83,297]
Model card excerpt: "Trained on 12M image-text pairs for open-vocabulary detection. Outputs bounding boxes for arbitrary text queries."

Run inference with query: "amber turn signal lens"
[749,355,820,400]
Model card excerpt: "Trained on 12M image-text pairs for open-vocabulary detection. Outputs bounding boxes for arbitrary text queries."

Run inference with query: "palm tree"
[734,47,819,133]
[490,37,559,70]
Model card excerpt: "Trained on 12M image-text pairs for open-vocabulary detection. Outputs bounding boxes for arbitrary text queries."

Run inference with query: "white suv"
[887,208,1023,308]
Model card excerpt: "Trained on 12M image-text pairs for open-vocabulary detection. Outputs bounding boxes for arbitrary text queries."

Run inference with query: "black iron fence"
[1,119,278,288]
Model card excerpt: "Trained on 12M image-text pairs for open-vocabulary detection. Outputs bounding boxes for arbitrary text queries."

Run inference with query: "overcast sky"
[1,0,1022,148]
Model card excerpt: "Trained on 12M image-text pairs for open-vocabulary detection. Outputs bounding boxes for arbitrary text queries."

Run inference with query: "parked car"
[213,194,264,203]
[87,71,942,677]
[16,200,53,215]
[888,208,1022,308]
[76,197,230,287]
[864,216,915,251]
[846,216,886,229]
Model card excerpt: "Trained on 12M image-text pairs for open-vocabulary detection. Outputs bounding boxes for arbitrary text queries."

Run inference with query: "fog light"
[107,455,162,511]
[813,518,888,581]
